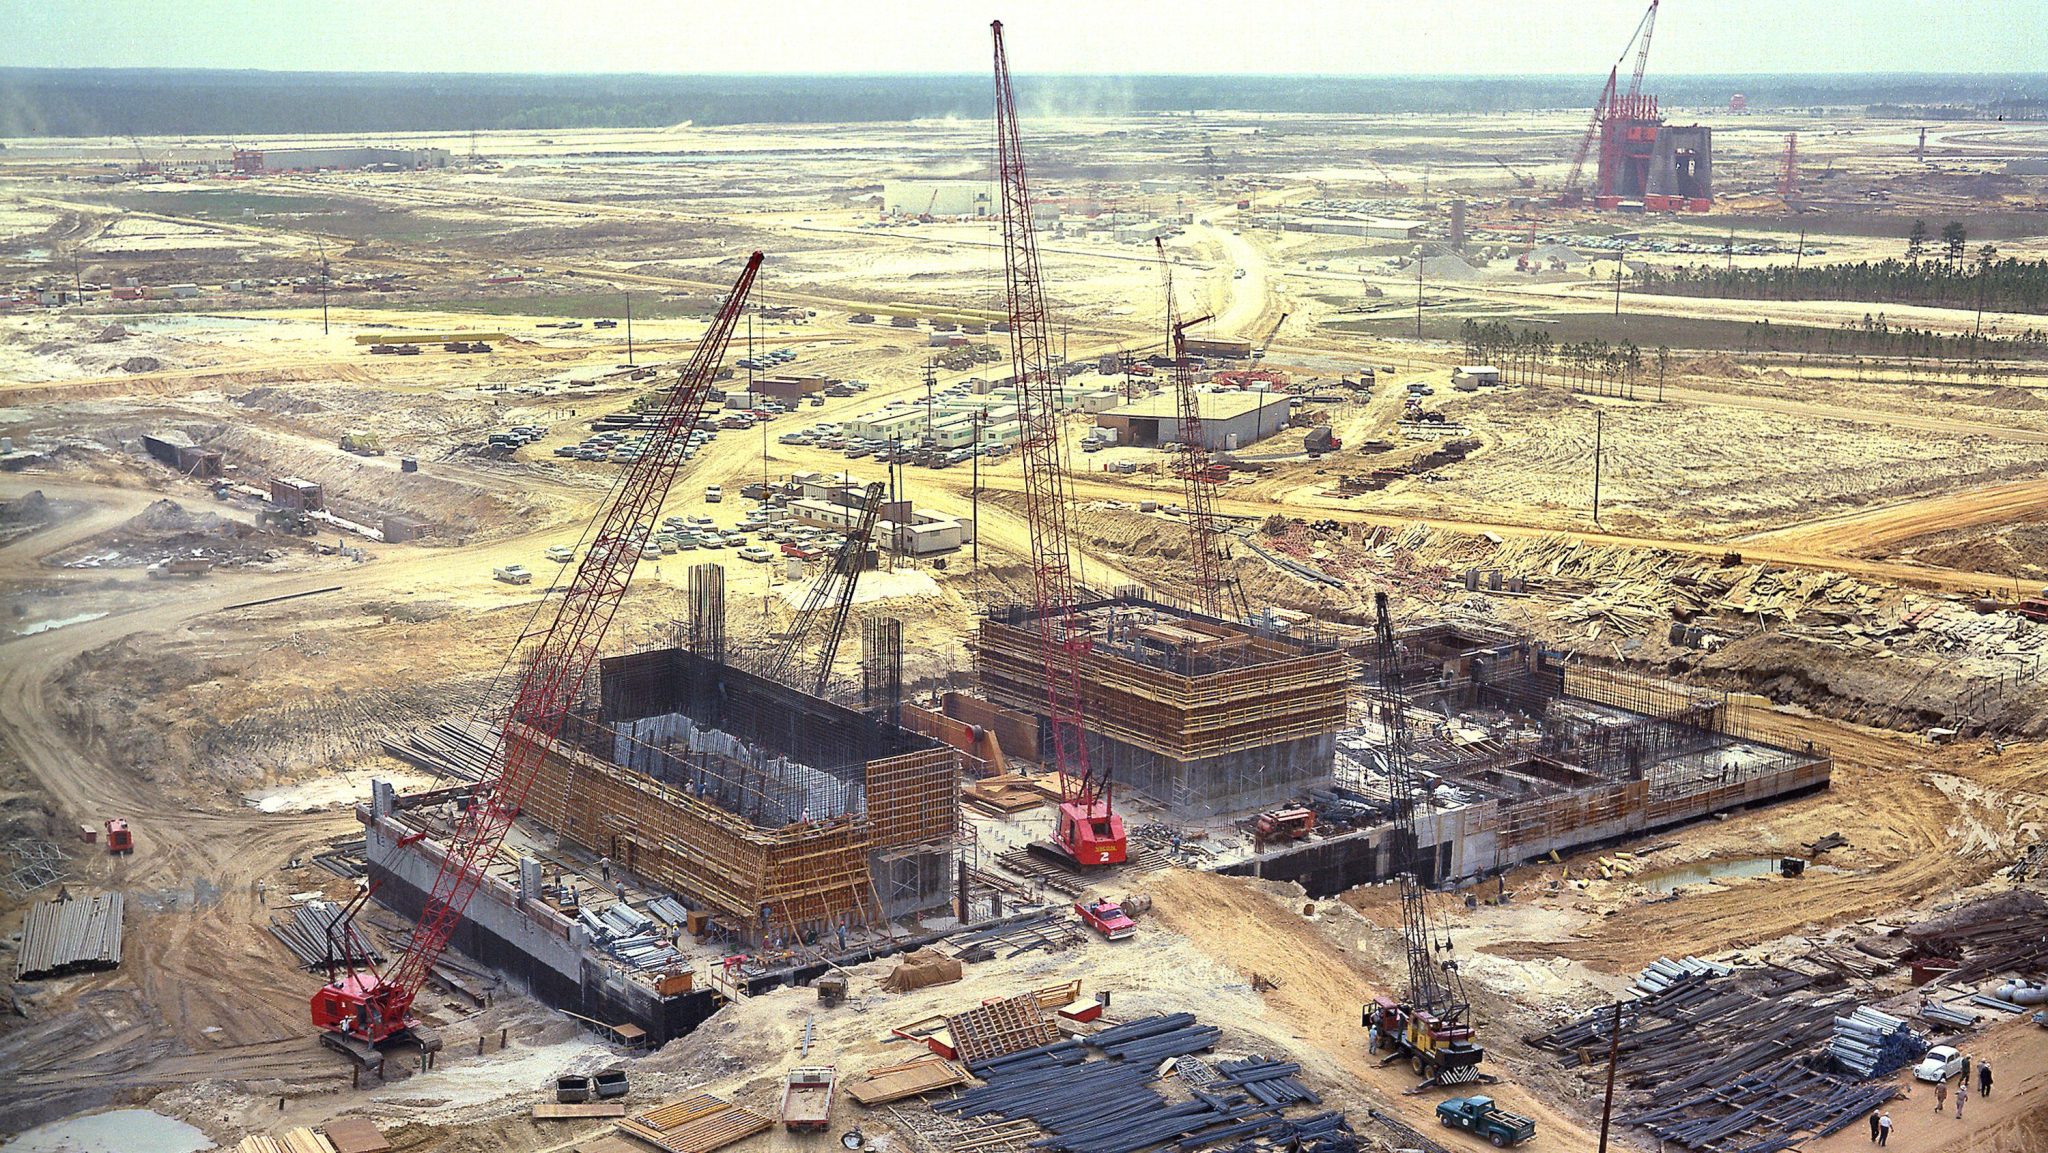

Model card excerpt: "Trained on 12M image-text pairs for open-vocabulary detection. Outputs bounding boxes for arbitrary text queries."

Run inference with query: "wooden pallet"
[844,1053,970,1105]
[618,1093,773,1153]
[945,992,1061,1068]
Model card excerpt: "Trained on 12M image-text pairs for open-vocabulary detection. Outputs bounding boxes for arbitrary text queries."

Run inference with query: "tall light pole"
[1592,409,1604,525]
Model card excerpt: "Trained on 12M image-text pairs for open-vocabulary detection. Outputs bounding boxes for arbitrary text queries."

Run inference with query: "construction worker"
[1868,1109,1881,1143]
[1954,1081,1966,1119]
[1978,1061,1992,1098]
[598,855,611,883]
[1877,1110,1892,1146]
[1934,1081,1947,1112]
[1366,1021,1380,1055]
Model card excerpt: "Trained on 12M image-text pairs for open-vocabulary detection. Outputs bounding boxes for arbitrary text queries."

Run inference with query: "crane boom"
[991,19,1123,866]
[760,481,888,698]
[311,252,764,1052]
[1365,591,1484,1085]
[1625,0,1660,101]
[1155,238,1243,621]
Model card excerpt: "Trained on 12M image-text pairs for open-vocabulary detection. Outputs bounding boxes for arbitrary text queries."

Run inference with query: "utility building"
[1096,392,1293,451]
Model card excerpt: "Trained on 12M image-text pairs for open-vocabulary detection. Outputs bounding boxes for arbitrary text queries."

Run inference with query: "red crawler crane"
[991,19,1123,866]
[1154,238,1243,621]
[310,252,764,1062]
[1562,0,1660,205]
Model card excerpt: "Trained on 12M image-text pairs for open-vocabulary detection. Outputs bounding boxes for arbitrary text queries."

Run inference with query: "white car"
[1913,1045,1966,1083]
[544,545,575,564]
[738,545,774,563]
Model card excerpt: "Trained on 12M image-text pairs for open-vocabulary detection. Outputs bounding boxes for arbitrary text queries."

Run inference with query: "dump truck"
[780,1066,836,1132]
[1435,1096,1535,1147]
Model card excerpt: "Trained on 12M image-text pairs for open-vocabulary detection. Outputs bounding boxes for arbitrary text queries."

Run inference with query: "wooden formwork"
[865,747,959,850]
[975,617,1347,762]
[512,725,880,939]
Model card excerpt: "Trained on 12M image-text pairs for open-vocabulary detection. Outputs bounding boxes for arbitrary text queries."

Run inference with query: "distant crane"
[1562,0,1660,205]
[1778,133,1800,200]
[1492,157,1537,190]
[1368,156,1408,194]
[1154,238,1244,621]
[992,19,1124,867]
[759,481,888,698]
[307,252,764,1066]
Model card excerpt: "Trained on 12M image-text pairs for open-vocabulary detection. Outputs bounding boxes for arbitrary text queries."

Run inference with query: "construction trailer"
[974,595,1347,817]
[517,646,963,944]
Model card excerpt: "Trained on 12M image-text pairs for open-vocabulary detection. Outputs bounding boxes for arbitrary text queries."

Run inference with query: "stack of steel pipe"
[268,900,382,969]
[1085,1014,1221,1062]
[15,892,124,981]
[1828,1006,1924,1079]
[1918,1000,1980,1028]
[1210,1057,1319,1107]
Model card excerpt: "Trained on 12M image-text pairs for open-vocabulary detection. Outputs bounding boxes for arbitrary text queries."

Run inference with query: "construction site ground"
[4,108,2048,1152]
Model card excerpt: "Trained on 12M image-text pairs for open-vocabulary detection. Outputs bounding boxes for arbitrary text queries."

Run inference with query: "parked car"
[544,546,575,564]
[1075,899,1136,940]
[1913,1045,1967,1083]
[493,564,533,585]
[738,545,774,563]
[1435,1097,1536,1148]
[705,485,723,503]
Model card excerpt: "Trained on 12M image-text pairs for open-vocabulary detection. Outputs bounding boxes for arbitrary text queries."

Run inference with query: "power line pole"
[972,408,984,570]
[316,237,330,336]
[1592,409,1604,525]
[924,359,937,446]
[1415,254,1424,340]
[1596,1000,1624,1153]
[1612,241,1626,318]
[624,292,634,366]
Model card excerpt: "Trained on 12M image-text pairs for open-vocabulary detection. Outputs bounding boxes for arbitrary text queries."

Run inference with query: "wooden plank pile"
[231,1131,336,1153]
[617,1092,772,1153]
[945,992,1062,1068]
[963,773,1052,814]
[15,891,123,981]
[843,1053,969,1105]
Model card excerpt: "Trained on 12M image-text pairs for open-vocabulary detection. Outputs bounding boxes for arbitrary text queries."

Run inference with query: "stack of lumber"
[617,1093,772,1153]
[844,1053,969,1105]
[232,1131,336,1153]
[15,891,123,981]
[963,773,1051,814]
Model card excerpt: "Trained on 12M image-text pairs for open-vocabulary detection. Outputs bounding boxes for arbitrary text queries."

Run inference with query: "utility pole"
[1596,1000,1624,1153]
[1592,409,1604,525]
[624,292,634,366]
[316,237,330,336]
[1612,241,1626,318]
[1415,255,1424,340]
[924,359,937,447]
[1792,228,1807,276]
[972,408,984,570]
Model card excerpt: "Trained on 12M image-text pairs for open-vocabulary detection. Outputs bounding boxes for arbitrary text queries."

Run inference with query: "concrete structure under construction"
[1594,95,1713,211]
[975,596,1348,816]
[883,179,991,217]
[1229,622,1832,895]
[1096,391,1294,450]
[232,146,451,174]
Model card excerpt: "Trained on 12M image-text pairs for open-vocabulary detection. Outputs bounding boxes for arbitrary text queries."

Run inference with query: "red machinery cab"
[311,973,419,1046]
[1055,800,1126,866]
[104,819,133,855]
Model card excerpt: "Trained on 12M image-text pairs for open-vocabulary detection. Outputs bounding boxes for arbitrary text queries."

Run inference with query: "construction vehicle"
[993,21,1123,868]
[2014,597,2048,624]
[104,819,133,855]
[1303,427,1341,455]
[1075,898,1137,940]
[1155,238,1246,621]
[306,252,763,1068]
[780,1066,837,1131]
[1491,158,1536,190]
[339,431,385,457]
[1254,807,1316,843]
[1363,591,1490,1089]
[1435,1096,1535,1147]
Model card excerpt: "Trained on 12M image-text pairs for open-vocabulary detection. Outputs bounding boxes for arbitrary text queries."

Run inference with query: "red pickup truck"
[1075,899,1136,941]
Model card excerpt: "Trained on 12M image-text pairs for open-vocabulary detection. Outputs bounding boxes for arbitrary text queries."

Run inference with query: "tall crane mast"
[1625,0,1660,103]
[310,252,764,1058]
[991,19,1124,867]
[1564,1,1661,204]
[1364,591,1486,1086]
[1154,238,1244,621]
[760,481,888,698]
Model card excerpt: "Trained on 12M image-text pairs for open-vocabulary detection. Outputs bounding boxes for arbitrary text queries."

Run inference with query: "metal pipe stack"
[1632,954,1734,996]
[1828,1006,1925,1079]
[15,892,124,981]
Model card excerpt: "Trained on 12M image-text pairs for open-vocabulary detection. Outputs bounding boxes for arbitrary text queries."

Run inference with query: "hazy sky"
[9,0,2046,75]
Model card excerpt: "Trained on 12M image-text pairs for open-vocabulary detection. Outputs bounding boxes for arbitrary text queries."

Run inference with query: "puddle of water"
[3,1109,214,1152]
[1638,856,1782,894]
[244,768,441,813]
[15,611,109,637]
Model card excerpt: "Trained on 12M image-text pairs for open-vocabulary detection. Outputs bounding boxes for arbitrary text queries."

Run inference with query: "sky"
[7,0,2046,75]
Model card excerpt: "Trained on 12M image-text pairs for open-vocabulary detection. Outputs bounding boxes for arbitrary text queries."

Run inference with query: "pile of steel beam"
[1625,1056,1896,1150]
[269,900,383,969]
[15,891,123,981]
[935,1014,1351,1153]
[578,901,684,972]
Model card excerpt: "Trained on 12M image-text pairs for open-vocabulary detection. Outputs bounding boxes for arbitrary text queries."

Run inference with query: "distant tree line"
[3,67,2046,137]
[1460,318,1669,399]
[1631,222,2048,315]
[1740,315,2048,379]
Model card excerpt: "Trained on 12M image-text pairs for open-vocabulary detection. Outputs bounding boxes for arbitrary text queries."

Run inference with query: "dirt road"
[1738,476,2048,556]
[1808,1014,2048,1153]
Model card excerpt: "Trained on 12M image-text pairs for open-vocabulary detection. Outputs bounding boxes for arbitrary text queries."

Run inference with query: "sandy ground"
[2,108,2046,1153]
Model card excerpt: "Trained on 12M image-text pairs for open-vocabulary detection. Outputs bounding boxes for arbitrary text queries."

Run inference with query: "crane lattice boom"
[1155,238,1242,621]
[991,20,1122,865]
[761,481,888,698]
[311,252,764,1049]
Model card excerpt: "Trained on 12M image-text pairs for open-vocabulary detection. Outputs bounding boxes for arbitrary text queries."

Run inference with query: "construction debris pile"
[1901,889,2048,987]
[14,890,124,981]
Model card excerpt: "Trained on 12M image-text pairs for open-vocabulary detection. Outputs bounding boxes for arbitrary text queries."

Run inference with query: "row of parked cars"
[777,421,1010,469]
[735,347,798,371]
[553,424,720,464]
[522,504,854,576]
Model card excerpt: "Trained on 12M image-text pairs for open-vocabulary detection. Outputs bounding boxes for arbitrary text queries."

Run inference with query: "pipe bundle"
[1828,1006,1925,1079]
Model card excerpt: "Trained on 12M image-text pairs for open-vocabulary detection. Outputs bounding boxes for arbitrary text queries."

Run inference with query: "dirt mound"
[92,324,128,343]
[127,498,237,536]
[1683,354,1753,380]
[231,386,327,415]
[120,355,162,373]
[1419,254,1481,282]
[1976,385,2048,411]
[1,489,50,523]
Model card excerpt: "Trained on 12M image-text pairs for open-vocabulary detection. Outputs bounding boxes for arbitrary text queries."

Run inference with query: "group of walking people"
[1869,1058,1991,1146]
